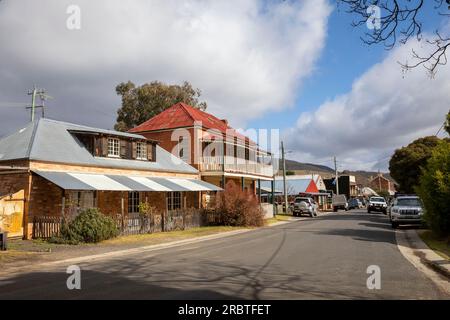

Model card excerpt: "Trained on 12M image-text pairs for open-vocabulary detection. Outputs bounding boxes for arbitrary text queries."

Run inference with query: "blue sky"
[247,1,449,170]
[250,0,444,130]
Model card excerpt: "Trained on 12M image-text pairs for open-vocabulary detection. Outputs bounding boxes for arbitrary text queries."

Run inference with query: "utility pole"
[27,85,51,122]
[281,141,288,214]
[334,156,339,195]
[27,85,37,122]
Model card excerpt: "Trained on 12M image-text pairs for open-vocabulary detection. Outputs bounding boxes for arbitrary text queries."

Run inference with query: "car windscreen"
[371,197,385,202]
[295,198,309,203]
[397,198,421,207]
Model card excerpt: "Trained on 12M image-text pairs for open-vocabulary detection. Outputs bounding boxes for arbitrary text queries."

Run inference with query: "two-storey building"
[129,103,274,206]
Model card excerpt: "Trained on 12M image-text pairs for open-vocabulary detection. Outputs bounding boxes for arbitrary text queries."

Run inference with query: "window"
[167,192,182,211]
[136,142,147,160]
[178,137,188,161]
[108,138,120,157]
[128,191,140,213]
[68,191,95,213]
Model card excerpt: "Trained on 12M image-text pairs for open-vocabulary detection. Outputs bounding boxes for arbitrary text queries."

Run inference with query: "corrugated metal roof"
[0,118,197,174]
[261,178,317,195]
[33,170,221,192]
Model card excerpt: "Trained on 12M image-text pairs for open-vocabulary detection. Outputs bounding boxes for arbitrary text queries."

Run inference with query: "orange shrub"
[215,180,264,227]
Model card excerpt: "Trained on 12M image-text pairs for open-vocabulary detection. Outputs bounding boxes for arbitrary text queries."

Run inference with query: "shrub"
[416,141,450,237]
[58,208,119,244]
[215,181,264,227]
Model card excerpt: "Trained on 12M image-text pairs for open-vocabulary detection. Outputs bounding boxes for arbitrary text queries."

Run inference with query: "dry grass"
[418,230,450,260]
[265,214,292,225]
[101,226,245,246]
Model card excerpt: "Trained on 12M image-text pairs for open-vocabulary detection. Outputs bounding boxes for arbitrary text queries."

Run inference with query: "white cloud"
[0,0,332,135]
[285,38,450,171]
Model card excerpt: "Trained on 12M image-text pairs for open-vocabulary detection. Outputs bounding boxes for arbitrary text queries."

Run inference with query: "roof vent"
[221,119,228,126]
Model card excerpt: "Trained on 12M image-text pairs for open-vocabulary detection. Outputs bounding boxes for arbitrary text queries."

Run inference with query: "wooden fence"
[32,216,63,239]
[117,209,223,235]
[32,209,223,239]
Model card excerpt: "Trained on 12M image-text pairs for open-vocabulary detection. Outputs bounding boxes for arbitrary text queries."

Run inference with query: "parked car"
[389,195,424,229]
[332,194,348,212]
[348,198,363,210]
[293,197,317,217]
[367,196,387,214]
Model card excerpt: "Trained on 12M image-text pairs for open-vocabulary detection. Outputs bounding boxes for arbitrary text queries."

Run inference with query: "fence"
[32,216,63,239]
[32,209,223,239]
[117,209,223,235]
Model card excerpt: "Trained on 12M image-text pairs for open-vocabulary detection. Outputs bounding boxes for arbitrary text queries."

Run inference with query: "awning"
[33,170,222,192]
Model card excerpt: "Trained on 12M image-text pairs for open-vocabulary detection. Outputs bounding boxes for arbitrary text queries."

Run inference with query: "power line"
[435,122,445,137]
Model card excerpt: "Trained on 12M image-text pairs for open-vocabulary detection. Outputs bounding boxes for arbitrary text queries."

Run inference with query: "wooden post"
[121,193,125,230]
[258,179,261,203]
[23,173,33,240]
[61,196,65,218]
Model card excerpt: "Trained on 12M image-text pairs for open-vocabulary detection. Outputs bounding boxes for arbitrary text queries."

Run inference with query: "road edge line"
[395,229,450,296]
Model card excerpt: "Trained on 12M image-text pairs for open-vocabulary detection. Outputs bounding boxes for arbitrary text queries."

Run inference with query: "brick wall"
[29,174,63,217]
[369,176,394,193]
[139,127,199,169]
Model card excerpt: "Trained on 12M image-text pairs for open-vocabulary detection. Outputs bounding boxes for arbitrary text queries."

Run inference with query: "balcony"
[198,156,274,178]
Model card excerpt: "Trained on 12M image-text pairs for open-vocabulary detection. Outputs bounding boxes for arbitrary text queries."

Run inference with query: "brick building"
[369,173,396,196]
[129,103,274,206]
[0,118,219,239]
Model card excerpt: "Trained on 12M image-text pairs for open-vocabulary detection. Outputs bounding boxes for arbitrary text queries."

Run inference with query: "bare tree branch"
[338,0,450,75]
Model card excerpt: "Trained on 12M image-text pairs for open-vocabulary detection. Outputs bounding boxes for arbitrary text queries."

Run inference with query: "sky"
[0,0,449,171]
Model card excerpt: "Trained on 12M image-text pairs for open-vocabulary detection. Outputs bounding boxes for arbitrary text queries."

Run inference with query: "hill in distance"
[279,159,394,186]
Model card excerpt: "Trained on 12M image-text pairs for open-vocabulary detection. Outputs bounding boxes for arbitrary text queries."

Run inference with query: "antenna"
[26,85,52,121]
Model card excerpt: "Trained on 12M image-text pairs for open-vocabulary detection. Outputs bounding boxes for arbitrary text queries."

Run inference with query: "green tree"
[114,81,207,131]
[416,141,450,237]
[389,136,440,193]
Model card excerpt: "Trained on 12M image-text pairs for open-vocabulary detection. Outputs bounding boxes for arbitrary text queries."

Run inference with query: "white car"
[367,196,387,214]
[389,195,424,229]
[293,197,317,217]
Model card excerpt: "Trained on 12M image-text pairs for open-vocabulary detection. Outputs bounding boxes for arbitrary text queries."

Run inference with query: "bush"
[58,208,119,244]
[416,141,450,237]
[215,181,264,227]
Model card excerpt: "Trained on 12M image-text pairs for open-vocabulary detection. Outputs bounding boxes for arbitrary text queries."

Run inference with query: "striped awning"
[33,170,221,192]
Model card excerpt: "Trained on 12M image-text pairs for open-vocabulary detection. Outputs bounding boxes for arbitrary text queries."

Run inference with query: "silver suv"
[389,195,424,229]
[293,197,317,217]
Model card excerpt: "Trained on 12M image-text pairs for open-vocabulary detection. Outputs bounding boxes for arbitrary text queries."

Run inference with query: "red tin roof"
[129,102,251,143]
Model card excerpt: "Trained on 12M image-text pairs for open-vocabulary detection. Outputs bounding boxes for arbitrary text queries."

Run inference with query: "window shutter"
[147,143,155,161]
[120,139,127,158]
[131,142,137,159]
[101,137,108,157]
[93,137,100,156]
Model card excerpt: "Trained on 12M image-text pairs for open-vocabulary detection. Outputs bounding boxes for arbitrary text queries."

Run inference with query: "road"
[0,210,448,299]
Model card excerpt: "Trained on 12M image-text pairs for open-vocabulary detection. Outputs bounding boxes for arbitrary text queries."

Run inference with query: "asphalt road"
[0,210,448,299]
